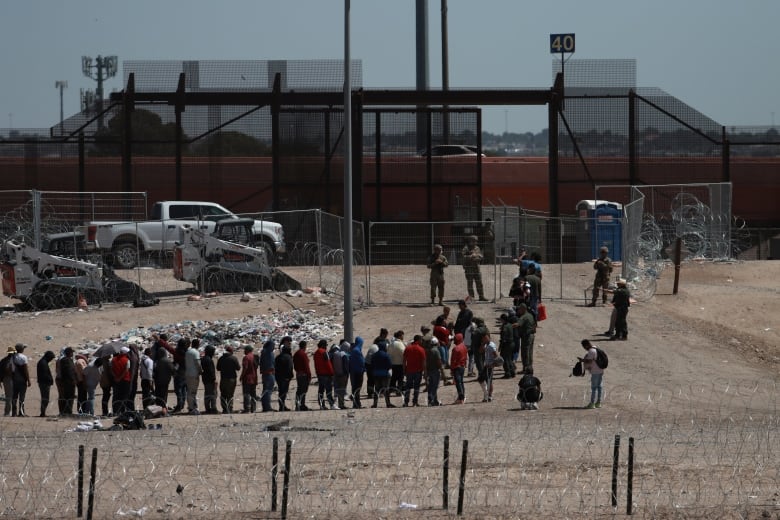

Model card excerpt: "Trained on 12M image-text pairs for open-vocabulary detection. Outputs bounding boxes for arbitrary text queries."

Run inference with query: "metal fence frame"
[0,190,148,249]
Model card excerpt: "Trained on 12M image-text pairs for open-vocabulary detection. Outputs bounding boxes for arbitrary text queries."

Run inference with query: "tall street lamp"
[55,80,68,135]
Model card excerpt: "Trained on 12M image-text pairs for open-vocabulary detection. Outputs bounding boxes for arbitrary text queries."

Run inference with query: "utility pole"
[55,80,68,135]
[82,55,118,129]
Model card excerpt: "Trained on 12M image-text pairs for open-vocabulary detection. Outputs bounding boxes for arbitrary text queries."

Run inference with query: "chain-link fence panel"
[0,190,34,244]
[251,209,367,302]
[368,221,502,305]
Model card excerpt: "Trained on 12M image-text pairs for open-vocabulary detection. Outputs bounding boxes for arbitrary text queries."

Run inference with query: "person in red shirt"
[432,316,452,368]
[240,345,258,413]
[313,339,336,410]
[449,333,468,404]
[293,340,312,411]
[402,335,427,407]
[111,346,132,416]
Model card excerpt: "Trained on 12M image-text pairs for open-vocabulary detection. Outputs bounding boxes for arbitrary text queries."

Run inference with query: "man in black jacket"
[216,347,241,414]
[611,278,631,340]
[274,337,294,412]
[201,345,218,414]
[59,348,77,416]
[37,351,56,417]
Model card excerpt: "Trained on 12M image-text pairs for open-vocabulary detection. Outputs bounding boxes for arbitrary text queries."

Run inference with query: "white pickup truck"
[81,201,286,269]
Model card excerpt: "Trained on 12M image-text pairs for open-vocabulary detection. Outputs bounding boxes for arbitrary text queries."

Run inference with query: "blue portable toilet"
[575,200,623,262]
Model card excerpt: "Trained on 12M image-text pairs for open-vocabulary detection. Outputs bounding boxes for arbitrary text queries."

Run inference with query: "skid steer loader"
[1,239,159,311]
[173,218,300,294]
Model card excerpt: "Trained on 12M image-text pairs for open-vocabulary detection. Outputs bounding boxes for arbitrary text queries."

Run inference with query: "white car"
[420,145,485,157]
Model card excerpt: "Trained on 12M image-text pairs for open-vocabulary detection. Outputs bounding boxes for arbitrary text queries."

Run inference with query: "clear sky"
[1,0,779,135]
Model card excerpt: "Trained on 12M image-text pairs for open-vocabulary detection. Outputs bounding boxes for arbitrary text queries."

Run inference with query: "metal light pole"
[441,0,449,143]
[55,80,68,135]
[343,0,354,342]
[82,55,118,129]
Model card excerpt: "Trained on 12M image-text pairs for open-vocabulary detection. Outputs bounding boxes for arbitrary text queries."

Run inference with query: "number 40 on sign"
[549,33,575,54]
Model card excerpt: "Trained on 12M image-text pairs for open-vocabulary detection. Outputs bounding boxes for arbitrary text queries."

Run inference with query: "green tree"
[91,109,187,156]
[191,131,271,157]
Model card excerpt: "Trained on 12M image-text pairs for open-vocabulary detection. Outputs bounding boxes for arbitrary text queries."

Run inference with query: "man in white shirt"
[580,339,604,409]
[184,339,203,415]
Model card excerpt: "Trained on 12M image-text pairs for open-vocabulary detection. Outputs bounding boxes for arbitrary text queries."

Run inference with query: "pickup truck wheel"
[112,243,139,269]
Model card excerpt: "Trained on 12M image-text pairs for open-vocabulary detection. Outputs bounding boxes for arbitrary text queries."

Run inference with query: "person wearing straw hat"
[611,278,631,341]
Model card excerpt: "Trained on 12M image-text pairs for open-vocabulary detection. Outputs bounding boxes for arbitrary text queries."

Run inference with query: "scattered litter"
[187,295,202,302]
[117,506,148,517]
[286,290,304,297]
[240,292,254,302]
[399,502,418,509]
[66,419,104,433]
[68,309,344,359]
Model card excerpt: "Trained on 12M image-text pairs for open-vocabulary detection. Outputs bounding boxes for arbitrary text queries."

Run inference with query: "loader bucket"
[272,268,302,292]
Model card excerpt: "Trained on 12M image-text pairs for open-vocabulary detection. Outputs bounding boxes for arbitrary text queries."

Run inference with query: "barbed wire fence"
[0,379,777,519]
[0,189,777,313]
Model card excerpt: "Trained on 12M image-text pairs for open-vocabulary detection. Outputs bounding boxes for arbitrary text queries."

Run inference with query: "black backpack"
[571,360,585,377]
[595,348,609,370]
[114,410,146,430]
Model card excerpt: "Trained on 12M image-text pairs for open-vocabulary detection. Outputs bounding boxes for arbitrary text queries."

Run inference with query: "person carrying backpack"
[11,343,32,417]
[579,339,605,409]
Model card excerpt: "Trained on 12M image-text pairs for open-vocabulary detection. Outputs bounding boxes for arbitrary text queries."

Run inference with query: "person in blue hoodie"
[331,342,350,409]
[371,340,395,408]
[259,340,276,412]
[348,337,366,409]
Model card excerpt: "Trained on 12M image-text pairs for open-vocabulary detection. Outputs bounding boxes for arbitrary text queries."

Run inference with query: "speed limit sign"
[550,33,575,54]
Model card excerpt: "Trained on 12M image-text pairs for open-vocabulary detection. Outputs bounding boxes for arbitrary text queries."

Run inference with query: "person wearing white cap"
[611,278,631,340]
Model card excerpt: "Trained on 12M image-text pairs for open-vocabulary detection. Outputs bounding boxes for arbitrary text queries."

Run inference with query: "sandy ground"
[0,260,778,519]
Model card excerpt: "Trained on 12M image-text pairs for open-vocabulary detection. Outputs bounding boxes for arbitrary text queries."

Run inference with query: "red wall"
[0,156,776,225]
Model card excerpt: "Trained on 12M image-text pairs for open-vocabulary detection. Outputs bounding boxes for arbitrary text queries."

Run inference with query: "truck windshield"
[200,205,233,221]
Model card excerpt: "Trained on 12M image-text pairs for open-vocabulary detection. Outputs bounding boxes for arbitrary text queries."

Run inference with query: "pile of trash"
[76,309,345,358]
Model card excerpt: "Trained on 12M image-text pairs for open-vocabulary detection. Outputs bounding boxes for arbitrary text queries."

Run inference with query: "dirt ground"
[0,260,778,519]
